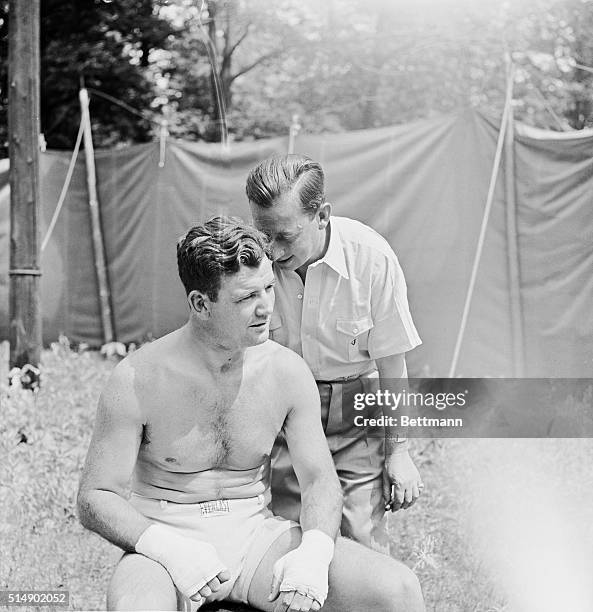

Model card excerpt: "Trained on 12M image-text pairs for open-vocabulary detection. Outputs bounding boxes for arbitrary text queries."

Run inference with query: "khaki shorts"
[130,491,299,609]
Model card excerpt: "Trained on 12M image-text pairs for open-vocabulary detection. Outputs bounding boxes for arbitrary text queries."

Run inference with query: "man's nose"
[256,290,274,316]
[271,241,286,261]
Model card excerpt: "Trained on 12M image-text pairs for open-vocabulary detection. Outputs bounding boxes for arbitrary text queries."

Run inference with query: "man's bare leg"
[247,529,425,612]
[107,553,178,611]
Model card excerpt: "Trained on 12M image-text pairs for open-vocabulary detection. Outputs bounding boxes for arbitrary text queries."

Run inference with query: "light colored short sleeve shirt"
[269,216,421,381]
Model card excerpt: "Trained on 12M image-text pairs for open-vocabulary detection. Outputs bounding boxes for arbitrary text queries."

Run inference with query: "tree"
[38,0,174,150]
[154,0,308,142]
[258,0,593,133]
[3,0,593,157]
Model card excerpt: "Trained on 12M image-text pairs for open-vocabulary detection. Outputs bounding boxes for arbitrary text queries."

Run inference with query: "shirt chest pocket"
[336,316,374,361]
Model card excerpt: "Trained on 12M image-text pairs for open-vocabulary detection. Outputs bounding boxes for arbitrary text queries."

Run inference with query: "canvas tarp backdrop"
[1,109,592,377]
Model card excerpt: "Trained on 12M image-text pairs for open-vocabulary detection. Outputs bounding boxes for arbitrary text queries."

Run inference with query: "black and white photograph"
[1,1,592,611]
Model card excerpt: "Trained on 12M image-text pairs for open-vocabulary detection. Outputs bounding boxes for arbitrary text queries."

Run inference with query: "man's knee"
[329,539,424,612]
[372,559,424,612]
[107,553,178,611]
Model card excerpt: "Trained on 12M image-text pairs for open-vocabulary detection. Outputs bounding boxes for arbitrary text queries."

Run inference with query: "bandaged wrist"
[135,524,226,598]
[135,524,170,561]
[300,529,335,565]
[276,531,333,605]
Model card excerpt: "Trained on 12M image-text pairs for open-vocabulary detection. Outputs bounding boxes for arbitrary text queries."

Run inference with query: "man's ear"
[317,202,332,229]
[188,290,211,318]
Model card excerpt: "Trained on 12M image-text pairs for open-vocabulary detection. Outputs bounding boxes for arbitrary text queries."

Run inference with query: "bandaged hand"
[135,524,230,603]
[269,529,335,611]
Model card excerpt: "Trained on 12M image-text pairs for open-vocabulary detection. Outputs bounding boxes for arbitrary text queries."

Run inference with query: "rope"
[197,0,229,148]
[447,63,515,378]
[528,77,570,131]
[86,88,162,126]
[41,118,84,252]
[573,62,593,75]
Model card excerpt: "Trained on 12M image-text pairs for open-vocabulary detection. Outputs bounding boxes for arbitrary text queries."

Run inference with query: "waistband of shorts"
[130,489,271,512]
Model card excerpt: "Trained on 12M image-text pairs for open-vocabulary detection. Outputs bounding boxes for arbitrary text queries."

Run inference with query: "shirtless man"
[77,216,424,612]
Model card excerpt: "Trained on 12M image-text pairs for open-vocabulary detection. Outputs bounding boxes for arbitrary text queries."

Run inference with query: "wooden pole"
[158,119,168,168]
[8,0,42,377]
[79,88,115,344]
[503,58,525,377]
[288,114,301,154]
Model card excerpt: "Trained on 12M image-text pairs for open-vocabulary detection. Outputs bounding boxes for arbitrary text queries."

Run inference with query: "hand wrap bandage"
[135,524,227,599]
[273,529,335,605]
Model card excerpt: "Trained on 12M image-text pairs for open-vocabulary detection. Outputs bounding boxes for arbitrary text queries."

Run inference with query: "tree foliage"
[0,0,174,155]
[221,0,593,135]
[40,0,174,149]
[2,0,593,157]
[152,0,309,141]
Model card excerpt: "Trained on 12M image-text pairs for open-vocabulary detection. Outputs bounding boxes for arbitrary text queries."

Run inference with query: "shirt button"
[297,293,303,299]
[353,328,358,334]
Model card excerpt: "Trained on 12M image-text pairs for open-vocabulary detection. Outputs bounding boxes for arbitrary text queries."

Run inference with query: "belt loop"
[326,382,344,434]
[318,373,378,436]
[317,382,332,431]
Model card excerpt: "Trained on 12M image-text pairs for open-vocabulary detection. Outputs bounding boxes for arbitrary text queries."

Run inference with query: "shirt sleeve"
[368,250,422,359]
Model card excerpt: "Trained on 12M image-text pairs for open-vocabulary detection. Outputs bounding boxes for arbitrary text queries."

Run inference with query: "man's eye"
[265,284,275,292]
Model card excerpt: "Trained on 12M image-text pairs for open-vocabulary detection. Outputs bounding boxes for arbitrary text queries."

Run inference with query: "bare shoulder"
[255,340,312,377]
[113,330,178,383]
[249,340,318,405]
[125,330,177,365]
[99,348,151,423]
[103,356,135,396]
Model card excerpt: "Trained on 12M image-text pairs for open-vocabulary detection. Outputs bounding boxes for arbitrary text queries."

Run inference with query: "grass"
[0,339,118,610]
[2,339,592,611]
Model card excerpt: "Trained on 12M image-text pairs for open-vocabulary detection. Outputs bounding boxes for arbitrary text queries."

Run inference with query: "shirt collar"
[316,218,349,279]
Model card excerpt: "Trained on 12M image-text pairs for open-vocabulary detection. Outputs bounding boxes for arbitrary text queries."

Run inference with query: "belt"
[316,372,378,432]
[316,368,377,386]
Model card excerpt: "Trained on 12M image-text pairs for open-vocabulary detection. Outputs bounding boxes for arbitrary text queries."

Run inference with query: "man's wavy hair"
[245,154,325,216]
[177,216,271,301]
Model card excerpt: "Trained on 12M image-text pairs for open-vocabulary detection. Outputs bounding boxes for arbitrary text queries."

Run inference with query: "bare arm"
[77,358,150,550]
[376,353,422,511]
[376,352,408,453]
[269,350,342,611]
[78,357,230,602]
[280,352,342,539]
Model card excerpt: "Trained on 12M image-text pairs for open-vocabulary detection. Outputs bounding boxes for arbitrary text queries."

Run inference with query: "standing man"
[246,155,423,553]
[77,217,424,612]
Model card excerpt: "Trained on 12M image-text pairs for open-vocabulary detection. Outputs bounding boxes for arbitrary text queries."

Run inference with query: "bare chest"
[139,377,284,471]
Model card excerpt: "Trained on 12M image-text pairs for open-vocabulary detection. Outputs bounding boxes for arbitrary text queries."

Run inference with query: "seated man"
[77,216,424,612]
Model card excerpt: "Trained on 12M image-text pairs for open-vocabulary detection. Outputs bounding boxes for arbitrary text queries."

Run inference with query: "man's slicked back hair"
[177,216,271,301]
[246,154,325,216]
